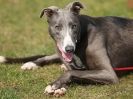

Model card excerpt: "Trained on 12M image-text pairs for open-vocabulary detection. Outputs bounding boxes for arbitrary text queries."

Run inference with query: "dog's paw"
[0,56,6,63]
[60,64,68,72]
[53,87,66,97]
[44,85,67,97]
[44,85,54,94]
[21,62,39,70]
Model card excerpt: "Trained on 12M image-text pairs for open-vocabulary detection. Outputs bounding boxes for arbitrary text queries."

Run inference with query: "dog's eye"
[55,25,62,31]
[71,24,77,29]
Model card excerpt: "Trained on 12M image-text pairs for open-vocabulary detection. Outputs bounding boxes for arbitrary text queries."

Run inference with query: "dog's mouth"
[57,44,73,62]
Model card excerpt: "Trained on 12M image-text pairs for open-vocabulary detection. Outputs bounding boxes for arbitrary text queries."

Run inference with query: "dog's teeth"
[21,62,38,70]
[0,56,6,63]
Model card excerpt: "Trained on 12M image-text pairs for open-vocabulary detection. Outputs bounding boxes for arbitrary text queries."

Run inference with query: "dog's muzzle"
[65,45,75,53]
[57,44,74,62]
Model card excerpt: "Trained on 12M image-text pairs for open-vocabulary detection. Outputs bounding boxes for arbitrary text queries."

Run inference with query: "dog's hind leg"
[21,54,61,70]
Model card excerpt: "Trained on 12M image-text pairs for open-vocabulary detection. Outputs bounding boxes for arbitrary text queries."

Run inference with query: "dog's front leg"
[21,54,61,70]
[44,68,119,96]
[44,71,71,97]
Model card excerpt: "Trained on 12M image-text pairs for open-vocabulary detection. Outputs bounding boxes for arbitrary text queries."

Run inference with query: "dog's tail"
[0,55,46,64]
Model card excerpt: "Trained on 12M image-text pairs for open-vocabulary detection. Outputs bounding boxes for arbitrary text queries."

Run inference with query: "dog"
[0,1,133,97]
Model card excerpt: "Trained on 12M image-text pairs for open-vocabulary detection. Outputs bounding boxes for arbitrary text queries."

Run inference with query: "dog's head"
[40,2,84,62]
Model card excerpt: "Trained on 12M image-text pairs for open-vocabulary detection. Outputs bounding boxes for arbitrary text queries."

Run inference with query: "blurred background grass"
[0,0,133,99]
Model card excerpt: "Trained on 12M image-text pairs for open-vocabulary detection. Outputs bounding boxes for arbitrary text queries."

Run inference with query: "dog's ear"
[65,1,84,14]
[40,6,59,18]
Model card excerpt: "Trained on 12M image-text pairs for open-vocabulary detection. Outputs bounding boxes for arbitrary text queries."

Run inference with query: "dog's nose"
[65,46,74,53]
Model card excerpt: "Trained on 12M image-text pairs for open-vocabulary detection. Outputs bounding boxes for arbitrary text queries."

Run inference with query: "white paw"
[53,87,66,97]
[44,85,67,97]
[0,56,6,63]
[44,85,54,94]
[60,64,68,72]
[21,62,39,70]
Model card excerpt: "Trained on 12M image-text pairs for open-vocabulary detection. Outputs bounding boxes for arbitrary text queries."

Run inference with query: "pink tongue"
[62,52,73,62]
[57,44,73,62]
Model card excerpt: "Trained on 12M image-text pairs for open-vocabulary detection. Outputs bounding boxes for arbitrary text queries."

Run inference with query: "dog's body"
[0,2,133,96]
[76,15,133,69]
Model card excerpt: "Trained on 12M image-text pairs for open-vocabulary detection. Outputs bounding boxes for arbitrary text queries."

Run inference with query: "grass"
[0,0,133,98]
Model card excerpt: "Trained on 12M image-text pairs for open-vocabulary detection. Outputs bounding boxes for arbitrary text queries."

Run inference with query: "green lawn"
[0,0,133,99]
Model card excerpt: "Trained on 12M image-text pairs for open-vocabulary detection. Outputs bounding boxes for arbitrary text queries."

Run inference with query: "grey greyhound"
[0,1,133,96]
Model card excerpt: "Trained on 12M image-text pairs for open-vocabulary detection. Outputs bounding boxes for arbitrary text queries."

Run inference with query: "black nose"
[65,46,74,53]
